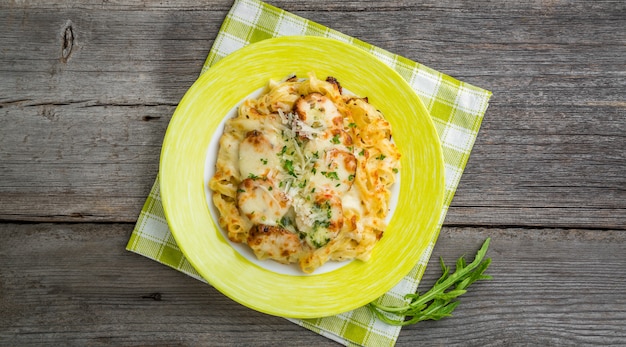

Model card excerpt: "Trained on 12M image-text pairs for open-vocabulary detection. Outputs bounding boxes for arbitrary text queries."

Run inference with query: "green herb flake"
[312,239,328,248]
[376,154,387,160]
[321,171,339,180]
[331,134,341,144]
[283,160,296,177]
[278,145,287,156]
[279,216,291,228]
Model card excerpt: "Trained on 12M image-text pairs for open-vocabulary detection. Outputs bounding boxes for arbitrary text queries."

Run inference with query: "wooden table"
[2,1,625,345]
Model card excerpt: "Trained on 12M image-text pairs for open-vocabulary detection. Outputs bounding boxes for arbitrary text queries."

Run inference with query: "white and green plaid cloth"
[127,0,492,346]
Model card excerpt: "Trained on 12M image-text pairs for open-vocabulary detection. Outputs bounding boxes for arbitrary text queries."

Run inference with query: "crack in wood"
[141,293,162,301]
[443,223,625,232]
[61,21,74,63]
[0,99,33,108]
[0,99,177,109]
[141,115,162,121]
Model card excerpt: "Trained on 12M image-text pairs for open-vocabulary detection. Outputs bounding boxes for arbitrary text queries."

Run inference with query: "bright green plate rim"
[160,36,444,319]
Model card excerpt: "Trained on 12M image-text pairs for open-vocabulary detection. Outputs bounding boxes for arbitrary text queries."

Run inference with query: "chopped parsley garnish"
[278,216,292,228]
[248,173,260,179]
[311,237,330,248]
[283,159,296,177]
[348,122,357,128]
[278,145,287,156]
[393,168,399,174]
[376,154,387,160]
[359,149,365,156]
[321,171,339,180]
[260,158,268,165]
[331,134,341,144]
[348,174,355,181]
[313,219,331,230]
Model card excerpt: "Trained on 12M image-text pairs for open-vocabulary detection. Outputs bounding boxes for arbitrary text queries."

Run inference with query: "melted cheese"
[308,147,356,195]
[238,130,283,179]
[295,93,342,131]
[247,225,302,263]
[237,178,290,226]
[293,194,343,248]
[341,185,363,216]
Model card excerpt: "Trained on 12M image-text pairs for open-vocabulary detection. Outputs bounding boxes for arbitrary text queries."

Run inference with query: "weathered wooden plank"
[0,9,222,104]
[1,2,624,228]
[4,0,625,13]
[1,223,625,345]
[0,223,336,346]
[2,3,624,104]
[0,104,170,222]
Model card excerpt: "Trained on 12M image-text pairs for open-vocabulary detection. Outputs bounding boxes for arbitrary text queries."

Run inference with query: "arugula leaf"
[368,238,492,326]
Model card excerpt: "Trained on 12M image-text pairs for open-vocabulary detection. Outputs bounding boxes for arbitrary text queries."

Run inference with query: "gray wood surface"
[1,0,625,345]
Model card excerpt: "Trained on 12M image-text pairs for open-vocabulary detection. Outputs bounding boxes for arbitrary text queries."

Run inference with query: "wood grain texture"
[1,223,625,346]
[1,0,625,345]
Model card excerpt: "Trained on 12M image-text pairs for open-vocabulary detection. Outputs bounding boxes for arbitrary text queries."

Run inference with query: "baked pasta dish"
[209,73,401,273]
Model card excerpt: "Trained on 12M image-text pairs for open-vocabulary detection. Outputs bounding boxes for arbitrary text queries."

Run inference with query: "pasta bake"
[209,73,401,273]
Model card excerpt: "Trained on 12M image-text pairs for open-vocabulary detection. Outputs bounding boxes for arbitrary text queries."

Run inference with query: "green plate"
[160,36,444,318]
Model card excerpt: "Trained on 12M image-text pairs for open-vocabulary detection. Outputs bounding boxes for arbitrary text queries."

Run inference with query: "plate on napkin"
[159,36,444,318]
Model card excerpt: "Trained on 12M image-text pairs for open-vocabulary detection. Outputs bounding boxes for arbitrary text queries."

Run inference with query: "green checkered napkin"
[127,0,492,346]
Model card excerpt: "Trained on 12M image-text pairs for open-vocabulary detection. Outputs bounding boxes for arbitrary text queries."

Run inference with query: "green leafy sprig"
[368,238,492,326]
